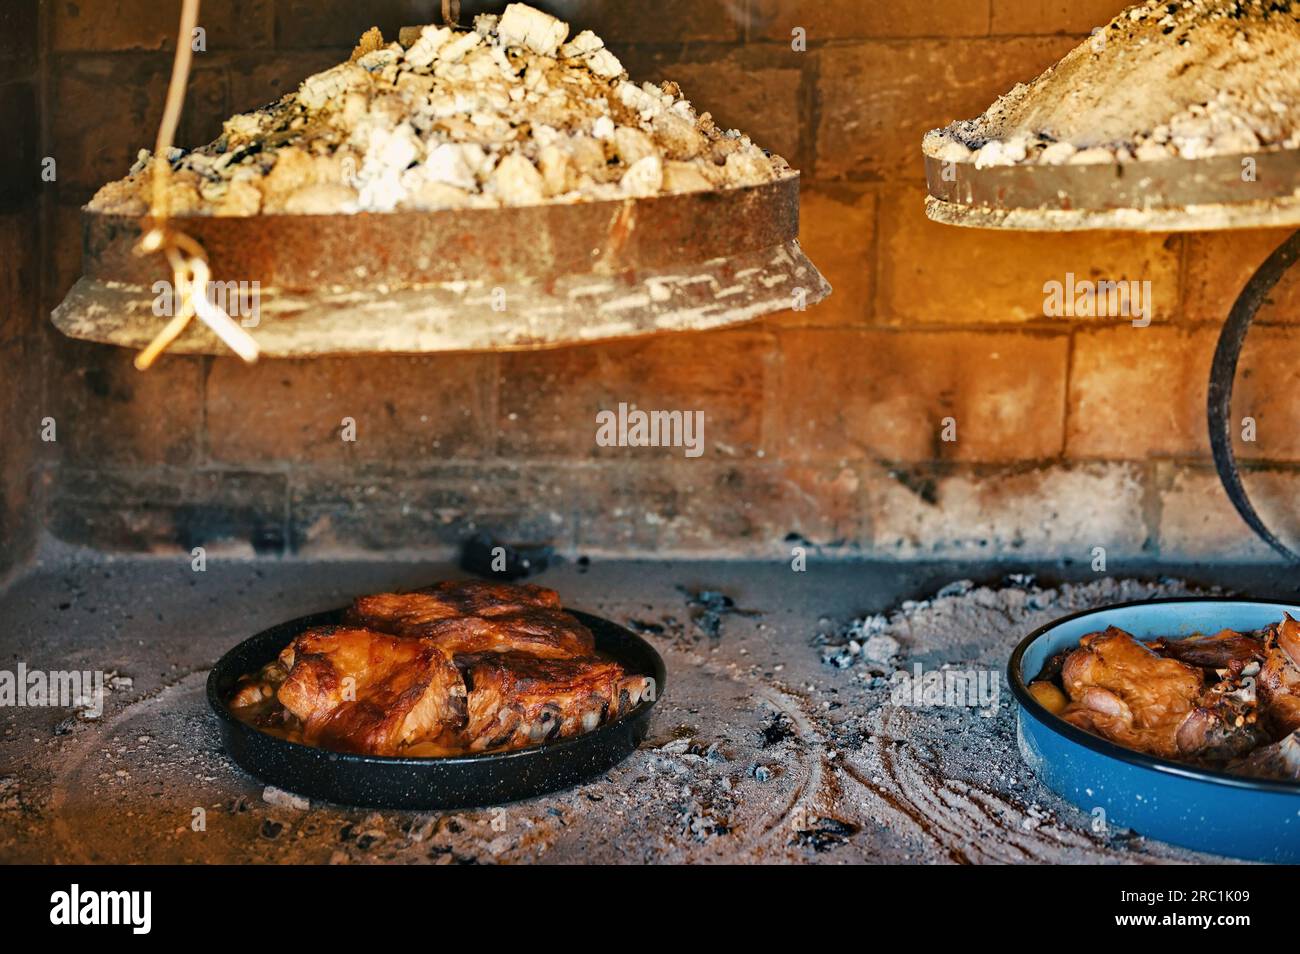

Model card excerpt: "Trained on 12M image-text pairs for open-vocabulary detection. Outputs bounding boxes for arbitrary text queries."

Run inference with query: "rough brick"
[990,0,1123,35]
[815,37,1077,181]
[750,0,990,41]
[48,467,289,553]
[773,329,1068,463]
[47,202,85,315]
[1068,327,1215,459]
[52,341,204,468]
[1156,464,1300,561]
[586,460,867,555]
[54,0,274,52]
[1235,326,1300,460]
[0,1,39,77]
[51,54,170,197]
[206,355,496,464]
[1181,229,1300,325]
[762,182,874,329]
[289,463,591,554]
[497,329,768,459]
[181,61,230,149]
[879,186,1181,324]
[0,212,38,349]
[557,0,742,43]
[227,49,348,114]
[618,45,805,170]
[0,81,37,211]
[866,462,1149,557]
[0,211,39,578]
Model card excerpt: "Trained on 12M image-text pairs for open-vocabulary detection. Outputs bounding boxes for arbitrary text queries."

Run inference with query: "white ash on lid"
[88,2,790,218]
[924,0,1300,168]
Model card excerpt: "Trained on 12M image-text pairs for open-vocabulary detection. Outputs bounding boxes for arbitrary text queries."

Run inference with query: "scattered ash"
[0,777,22,814]
[816,574,1219,672]
[815,613,898,672]
[676,586,760,641]
[803,574,1228,863]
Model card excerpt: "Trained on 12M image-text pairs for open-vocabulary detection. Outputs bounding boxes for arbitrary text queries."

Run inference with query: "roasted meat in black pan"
[456,651,653,753]
[271,626,467,756]
[229,581,649,758]
[348,586,595,658]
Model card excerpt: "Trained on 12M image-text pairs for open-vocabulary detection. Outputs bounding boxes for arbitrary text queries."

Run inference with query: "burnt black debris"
[677,586,759,641]
[792,817,858,852]
[458,531,554,580]
[759,712,795,748]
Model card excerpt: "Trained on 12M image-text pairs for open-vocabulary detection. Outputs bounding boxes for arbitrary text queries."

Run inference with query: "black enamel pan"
[207,607,666,810]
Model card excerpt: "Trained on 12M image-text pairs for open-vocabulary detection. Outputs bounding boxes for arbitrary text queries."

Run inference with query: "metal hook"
[1207,229,1300,563]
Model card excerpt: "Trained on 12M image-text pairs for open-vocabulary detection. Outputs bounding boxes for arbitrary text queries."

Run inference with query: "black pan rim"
[1007,596,1300,795]
[206,606,667,768]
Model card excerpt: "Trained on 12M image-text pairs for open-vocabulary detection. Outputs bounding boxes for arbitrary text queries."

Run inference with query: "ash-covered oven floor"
[0,552,1295,865]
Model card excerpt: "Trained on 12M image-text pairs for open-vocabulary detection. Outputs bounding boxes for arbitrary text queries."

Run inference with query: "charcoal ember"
[458,532,553,580]
[791,817,858,852]
[677,586,759,641]
[759,712,794,748]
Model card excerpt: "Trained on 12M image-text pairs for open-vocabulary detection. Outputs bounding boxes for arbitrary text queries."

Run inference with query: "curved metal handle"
[1207,229,1300,563]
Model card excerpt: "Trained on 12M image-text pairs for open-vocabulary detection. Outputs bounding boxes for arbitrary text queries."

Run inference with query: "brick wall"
[0,0,41,581]
[22,0,1300,563]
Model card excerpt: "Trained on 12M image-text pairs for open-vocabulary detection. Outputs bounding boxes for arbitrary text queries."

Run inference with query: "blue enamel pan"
[1008,598,1300,862]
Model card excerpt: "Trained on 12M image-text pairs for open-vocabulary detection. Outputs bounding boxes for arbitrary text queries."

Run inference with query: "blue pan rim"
[206,607,667,768]
[1007,596,1300,796]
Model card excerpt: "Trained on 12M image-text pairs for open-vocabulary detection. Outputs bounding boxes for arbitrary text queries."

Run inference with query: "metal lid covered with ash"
[924,0,1300,169]
[88,2,791,218]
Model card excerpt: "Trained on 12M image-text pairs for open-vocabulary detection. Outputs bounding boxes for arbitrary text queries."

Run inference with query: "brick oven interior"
[1,0,1298,864]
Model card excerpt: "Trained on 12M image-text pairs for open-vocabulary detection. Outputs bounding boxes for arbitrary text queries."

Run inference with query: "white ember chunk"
[298,63,368,111]
[438,30,481,62]
[424,142,485,190]
[621,155,663,197]
[491,153,545,204]
[498,2,569,57]
[263,786,310,811]
[561,29,623,78]
[405,25,451,68]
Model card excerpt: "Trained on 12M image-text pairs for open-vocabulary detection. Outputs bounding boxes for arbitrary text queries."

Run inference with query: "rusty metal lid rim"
[925,193,1300,233]
[51,238,831,357]
[82,173,805,288]
[923,147,1300,232]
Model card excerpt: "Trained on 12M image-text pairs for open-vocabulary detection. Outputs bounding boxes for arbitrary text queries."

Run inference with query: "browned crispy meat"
[1151,629,1266,673]
[1259,614,1300,737]
[275,626,467,756]
[457,652,653,753]
[353,580,560,624]
[349,587,594,658]
[1173,668,1270,763]
[230,581,650,757]
[1060,627,1204,759]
